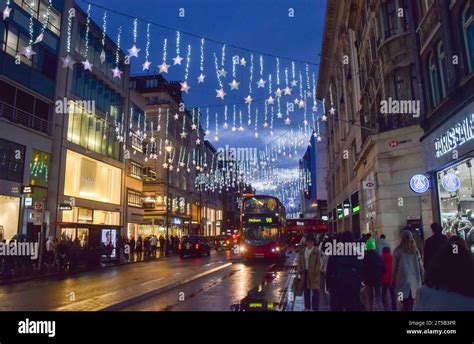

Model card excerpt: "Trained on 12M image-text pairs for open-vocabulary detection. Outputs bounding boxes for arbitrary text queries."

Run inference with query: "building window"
[143,167,157,181]
[0,139,26,183]
[437,42,448,98]
[129,161,143,180]
[462,3,474,73]
[13,0,61,35]
[146,79,158,88]
[428,52,442,107]
[128,190,143,208]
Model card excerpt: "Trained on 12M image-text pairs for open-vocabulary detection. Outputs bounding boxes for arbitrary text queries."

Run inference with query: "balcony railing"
[0,100,50,135]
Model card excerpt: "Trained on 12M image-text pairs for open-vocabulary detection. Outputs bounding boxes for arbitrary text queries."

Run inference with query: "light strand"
[84,4,92,58]
[184,44,191,80]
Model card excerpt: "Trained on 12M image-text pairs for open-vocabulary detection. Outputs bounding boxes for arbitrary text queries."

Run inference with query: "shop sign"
[172,218,182,225]
[25,198,33,207]
[409,174,430,194]
[59,203,73,211]
[441,173,461,193]
[434,113,474,158]
[362,181,375,189]
[21,186,34,194]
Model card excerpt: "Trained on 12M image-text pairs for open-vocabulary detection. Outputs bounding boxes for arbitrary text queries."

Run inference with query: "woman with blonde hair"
[392,230,424,311]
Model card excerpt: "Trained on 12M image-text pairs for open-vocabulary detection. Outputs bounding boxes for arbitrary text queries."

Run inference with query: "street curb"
[99,262,233,311]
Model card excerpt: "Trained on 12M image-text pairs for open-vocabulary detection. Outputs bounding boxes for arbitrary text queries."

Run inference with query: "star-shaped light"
[142,60,152,71]
[240,57,247,66]
[257,78,266,88]
[163,162,169,169]
[244,95,253,105]
[34,33,44,45]
[285,117,291,125]
[197,73,206,83]
[267,96,275,105]
[180,132,187,139]
[303,119,308,126]
[217,69,227,78]
[100,50,106,64]
[231,126,236,132]
[216,88,226,100]
[196,138,201,145]
[306,91,313,98]
[284,86,292,96]
[159,62,170,74]
[238,126,244,132]
[180,81,191,94]
[322,114,328,122]
[275,88,283,98]
[294,98,299,105]
[82,59,93,71]
[179,162,186,167]
[127,45,141,58]
[191,123,197,130]
[298,100,306,109]
[229,79,240,90]
[21,46,36,60]
[214,135,219,142]
[276,112,283,119]
[61,55,76,70]
[263,121,269,128]
[174,113,180,120]
[3,5,12,20]
[173,55,183,65]
[317,135,322,143]
[205,130,211,136]
[255,132,259,138]
[312,104,318,112]
[169,165,174,171]
[111,67,123,79]
[329,107,336,115]
[290,79,298,87]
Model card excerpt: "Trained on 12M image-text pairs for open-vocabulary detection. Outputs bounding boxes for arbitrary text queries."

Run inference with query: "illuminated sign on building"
[410,174,430,194]
[434,113,474,158]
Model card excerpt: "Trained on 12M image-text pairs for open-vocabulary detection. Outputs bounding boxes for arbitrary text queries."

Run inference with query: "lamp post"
[165,142,173,256]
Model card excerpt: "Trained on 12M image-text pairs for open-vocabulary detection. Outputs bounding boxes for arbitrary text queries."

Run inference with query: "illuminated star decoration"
[100,50,106,64]
[195,138,201,145]
[298,99,305,109]
[216,88,226,100]
[244,95,253,105]
[312,104,318,112]
[174,113,180,120]
[180,132,187,139]
[276,112,283,119]
[257,78,266,88]
[3,5,12,20]
[197,73,206,83]
[21,46,36,60]
[173,55,183,65]
[191,123,197,130]
[290,79,298,87]
[329,107,336,115]
[127,45,141,58]
[267,96,275,105]
[82,59,93,71]
[112,67,123,79]
[61,55,76,70]
[294,98,299,105]
[180,81,191,94]
[284,86,292,96]
[240,57,247,66]
[142,60,152,71]
[322,114,328,121]
[275,88,283,98]
[159,62,170,74]
[229,79,240,90]
[34,33,44,45]
[217,69,227,78]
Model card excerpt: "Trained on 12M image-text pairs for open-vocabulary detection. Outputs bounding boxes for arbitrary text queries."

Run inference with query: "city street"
[0,251,306,312]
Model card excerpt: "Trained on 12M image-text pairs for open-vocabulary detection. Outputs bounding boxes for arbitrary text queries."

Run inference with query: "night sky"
[79,0,326,203]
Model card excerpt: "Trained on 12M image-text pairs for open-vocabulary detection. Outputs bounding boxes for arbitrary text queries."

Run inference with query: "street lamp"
[165,143,173,256]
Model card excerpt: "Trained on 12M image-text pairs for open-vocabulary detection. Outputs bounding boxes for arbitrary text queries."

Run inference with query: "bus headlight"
[275,247,281,252]
[240,245,246,253]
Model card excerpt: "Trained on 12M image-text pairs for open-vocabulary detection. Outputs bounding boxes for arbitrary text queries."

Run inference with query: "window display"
[438,158,474,252]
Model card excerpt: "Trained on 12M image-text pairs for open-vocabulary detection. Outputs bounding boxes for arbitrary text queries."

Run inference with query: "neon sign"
[434,113,474,158]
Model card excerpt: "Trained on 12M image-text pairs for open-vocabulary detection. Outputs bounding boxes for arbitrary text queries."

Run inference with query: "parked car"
[214,235,236,251]
[179,236,211,258]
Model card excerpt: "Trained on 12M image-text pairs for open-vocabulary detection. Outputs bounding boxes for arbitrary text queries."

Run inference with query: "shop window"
[30,150,49,188]
[463,3,474,73]
[0,139,26,183]
[128,161,143,180]
[128,190,143,208]
[94,210,120,225]
[0,195,20,241]
[437,159,474,250]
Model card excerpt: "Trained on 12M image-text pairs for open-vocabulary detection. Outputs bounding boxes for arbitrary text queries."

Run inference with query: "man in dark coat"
[424,223,448,272]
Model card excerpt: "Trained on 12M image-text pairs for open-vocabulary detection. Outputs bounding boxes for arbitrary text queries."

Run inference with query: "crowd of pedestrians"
[295,222,474,311]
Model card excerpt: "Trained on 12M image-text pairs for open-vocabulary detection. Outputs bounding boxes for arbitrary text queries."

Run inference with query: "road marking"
[140,277,164,286]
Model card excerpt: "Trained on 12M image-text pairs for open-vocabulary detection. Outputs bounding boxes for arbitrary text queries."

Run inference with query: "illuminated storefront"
[0,195,20,241]
[64,150,122,205]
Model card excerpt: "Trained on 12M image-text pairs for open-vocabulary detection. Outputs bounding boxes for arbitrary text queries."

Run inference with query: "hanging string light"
[180,44,191,93]
[214,53,226,99]
[214,112,219,142]
[111,27,123,78]
[239,110,244,131]
[159,38,170,73]
[142,23,152,70]
[223,105,229,129]
[254,108,259,138]
[198,38,205,83]
[127,18,140,58]
[257,55,266,88]
[232,104,237,132]
[205,107,210,135]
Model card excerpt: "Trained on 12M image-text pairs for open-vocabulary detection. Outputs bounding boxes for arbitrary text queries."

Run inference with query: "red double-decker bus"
[286,218,328,246]
[239,195,287,260]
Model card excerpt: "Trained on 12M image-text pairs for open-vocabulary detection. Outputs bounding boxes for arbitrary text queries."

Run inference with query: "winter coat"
[297,247,321,290]
[362,250,386,287]
[393,247,424,300]
[376,238,390,256]
[326,254,362,295]
[381,252,393,285]
[423,233,448,272]
[414,286,474,311]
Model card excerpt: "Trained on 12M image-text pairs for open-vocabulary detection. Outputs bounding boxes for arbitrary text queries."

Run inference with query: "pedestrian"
[144,236,150,258]
[393,230,424,311]
[381,246,397,311]
[402,225,424,259]
[150,235,158,258]
[159,235,165,257]
[136,236,143,261]
[319,237,331,295]
[423,223,448,272]
[297,235,321,311]
[414,236,474,311]
[362,238,386,311]
[326,231,363,311]
[45,236,54,272]
[376,234,390,256]
[129,236,135,262]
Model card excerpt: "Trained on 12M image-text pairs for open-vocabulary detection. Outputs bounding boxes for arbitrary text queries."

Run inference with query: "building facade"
[318,0,433,245]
